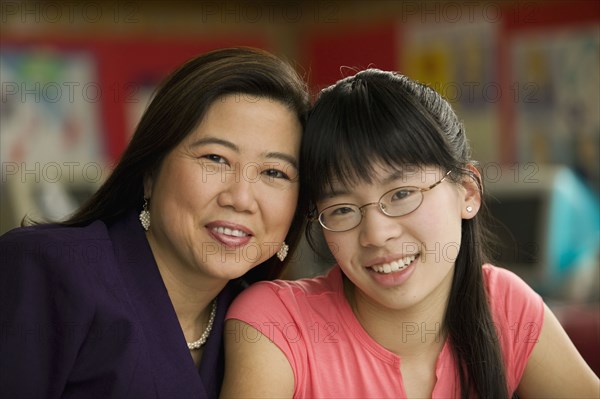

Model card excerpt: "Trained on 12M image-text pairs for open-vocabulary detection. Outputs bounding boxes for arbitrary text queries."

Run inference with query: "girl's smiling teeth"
[369,254,417,274]
[211,226,250,237]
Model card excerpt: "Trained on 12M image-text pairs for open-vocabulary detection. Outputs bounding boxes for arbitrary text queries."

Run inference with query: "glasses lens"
[319,204,361,231]
[381,187,423,216]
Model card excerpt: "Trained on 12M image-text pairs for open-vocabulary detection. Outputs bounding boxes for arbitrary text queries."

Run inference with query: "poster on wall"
[400,19,500,164]
[125,84,155,140]
[511,25,600,190]
[0,48,105,225]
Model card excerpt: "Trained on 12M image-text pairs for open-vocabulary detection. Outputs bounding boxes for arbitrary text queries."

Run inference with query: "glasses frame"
[314,170,453,232]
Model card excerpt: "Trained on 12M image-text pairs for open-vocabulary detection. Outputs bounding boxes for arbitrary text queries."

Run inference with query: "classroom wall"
[2,0,600,374]
[1,0,599,297]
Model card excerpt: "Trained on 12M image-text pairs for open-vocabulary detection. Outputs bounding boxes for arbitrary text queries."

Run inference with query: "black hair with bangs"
[302,70,467,204]
[300,69,513,398]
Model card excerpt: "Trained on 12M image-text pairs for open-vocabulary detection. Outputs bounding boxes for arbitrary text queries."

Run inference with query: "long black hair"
[300,69,509,398]
[62,47,310,283]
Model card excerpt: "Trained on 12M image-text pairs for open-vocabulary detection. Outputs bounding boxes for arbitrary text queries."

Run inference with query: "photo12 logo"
[2,162,109,184]
[1,1,140,24]
[399,1,539,24]
[2,81,142,104]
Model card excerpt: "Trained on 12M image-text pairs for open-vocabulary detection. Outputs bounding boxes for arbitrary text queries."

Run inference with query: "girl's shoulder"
[481,265,546,390]
[226,265,343,321]
[239,265,340,301]
[481,263,540,300]
[482,264,545,352]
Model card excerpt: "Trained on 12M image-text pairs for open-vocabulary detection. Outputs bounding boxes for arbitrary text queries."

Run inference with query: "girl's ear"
[461,164,482,220]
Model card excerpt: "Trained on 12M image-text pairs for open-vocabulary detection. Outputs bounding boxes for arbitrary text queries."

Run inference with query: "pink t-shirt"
[226,264,544,398]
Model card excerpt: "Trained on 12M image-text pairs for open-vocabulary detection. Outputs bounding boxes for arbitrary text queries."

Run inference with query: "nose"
[217,173,259,213]
[358,205,402,247]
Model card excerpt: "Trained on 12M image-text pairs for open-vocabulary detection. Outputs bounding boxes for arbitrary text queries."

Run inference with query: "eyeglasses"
[315,170,452,232]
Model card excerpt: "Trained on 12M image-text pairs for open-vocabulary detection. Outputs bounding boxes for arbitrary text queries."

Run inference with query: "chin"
[218,263,258,280]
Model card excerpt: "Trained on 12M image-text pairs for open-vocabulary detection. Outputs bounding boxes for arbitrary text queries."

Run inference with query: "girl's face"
[317,165,479,311]
[144,94,301,283]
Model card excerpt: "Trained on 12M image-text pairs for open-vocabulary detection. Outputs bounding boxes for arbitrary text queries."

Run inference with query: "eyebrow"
[190,136,298,170]
[265,152,298,170]
[190,137,238,151]
[381,169,405,185]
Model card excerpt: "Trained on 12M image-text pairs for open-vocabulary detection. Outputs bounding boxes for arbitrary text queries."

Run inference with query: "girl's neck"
[344,277,450,359]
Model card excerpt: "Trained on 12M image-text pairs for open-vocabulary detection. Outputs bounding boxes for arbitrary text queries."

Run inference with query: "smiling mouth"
[369,254,418,274]
[210,226,250,238]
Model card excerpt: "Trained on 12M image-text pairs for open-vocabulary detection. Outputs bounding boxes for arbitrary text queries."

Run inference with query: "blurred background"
[1,0,599,372]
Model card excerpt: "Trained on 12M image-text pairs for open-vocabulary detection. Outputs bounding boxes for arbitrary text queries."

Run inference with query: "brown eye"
[331,206,356,216]
[263,169,290,180]
[391,189,414,201]
[202,154,228,164]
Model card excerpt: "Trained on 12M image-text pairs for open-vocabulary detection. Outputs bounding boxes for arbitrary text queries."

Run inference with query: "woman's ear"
[461,164,482,220]
[143,173,153,199]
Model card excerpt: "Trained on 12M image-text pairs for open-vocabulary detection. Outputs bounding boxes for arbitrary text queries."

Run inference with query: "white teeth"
[371,255,416,274]
[212,226,248,237]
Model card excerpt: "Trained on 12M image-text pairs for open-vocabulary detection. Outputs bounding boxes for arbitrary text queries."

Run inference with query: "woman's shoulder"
[0,220,112,271]
[1,219,109,244]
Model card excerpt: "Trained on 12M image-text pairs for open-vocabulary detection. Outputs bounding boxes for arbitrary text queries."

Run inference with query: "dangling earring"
[139,198,151,231]
[466,206,473,213]
[276,242,289,261]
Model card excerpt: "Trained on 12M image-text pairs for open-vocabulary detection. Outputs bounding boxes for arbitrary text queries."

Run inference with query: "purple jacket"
[0,211,241,398]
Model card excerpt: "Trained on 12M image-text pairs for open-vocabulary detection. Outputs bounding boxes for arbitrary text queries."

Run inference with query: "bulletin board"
[1,35,269,164]
[300,1,600,190]
[0,35,268,231]
[502,1,600,186]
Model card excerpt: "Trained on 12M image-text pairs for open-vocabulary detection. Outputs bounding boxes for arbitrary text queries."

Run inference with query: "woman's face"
[318,165,477,311]
[145,94,301,282]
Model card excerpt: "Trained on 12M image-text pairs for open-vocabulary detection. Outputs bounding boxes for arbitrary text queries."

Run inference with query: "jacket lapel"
[108,211,208,397]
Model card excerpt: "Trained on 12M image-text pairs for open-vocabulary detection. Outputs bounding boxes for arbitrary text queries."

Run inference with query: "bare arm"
[517,304,600,398]
[220,319,295,398]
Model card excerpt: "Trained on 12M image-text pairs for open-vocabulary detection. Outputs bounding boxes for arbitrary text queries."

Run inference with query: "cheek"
[419,210,463,261]
[439,240,461,263]
[154,169,216,224]
[263,187,298,230]
[164,176,207,210]
[322,231,352,263]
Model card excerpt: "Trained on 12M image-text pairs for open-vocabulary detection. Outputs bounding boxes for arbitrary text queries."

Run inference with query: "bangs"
[301,71,455,204]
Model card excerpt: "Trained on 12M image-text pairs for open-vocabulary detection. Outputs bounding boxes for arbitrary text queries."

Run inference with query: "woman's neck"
[147,243,224,344]
[156,260,224,327]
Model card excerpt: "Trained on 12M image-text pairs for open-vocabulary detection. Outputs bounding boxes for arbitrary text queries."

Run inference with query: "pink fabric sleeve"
[225,281,305,382]
[483,265,545,392]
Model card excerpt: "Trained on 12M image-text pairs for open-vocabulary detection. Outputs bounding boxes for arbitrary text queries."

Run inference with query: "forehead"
[325,164,442,191]
[186,94,301,153]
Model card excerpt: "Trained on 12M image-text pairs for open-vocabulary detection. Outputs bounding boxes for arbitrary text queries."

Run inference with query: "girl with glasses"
[221,69,599,398]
